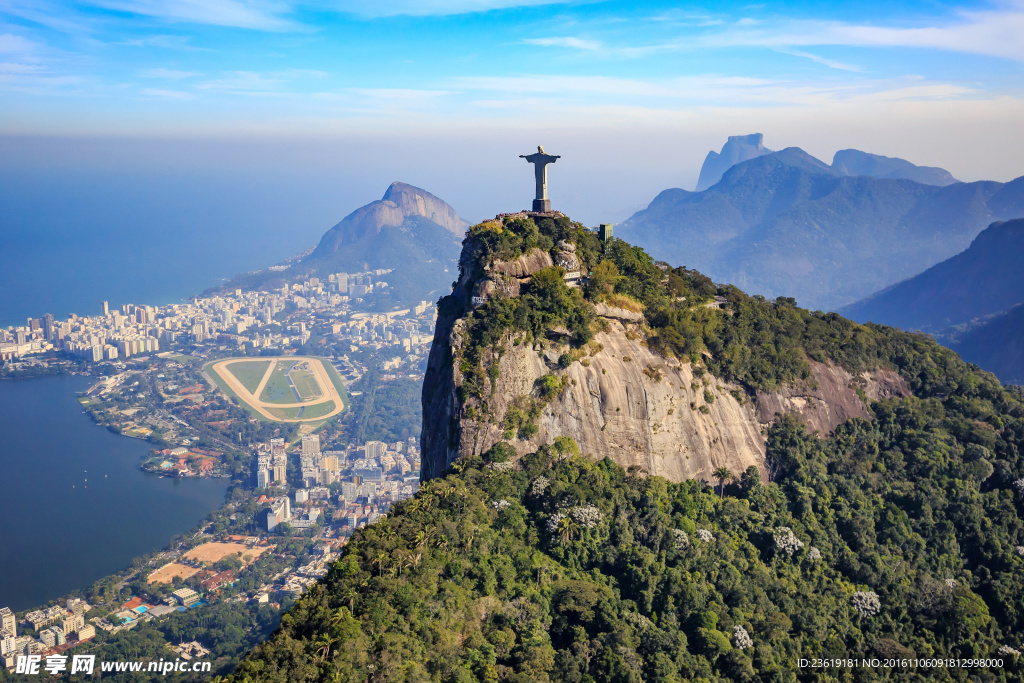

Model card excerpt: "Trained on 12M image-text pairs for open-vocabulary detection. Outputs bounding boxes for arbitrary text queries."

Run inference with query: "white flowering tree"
[773,527,805,557]
[732,625,753,650]
[852,591,881,617]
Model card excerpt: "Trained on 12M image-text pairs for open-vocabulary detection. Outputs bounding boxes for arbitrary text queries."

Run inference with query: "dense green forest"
[231,373,1024,681]
[227,216,1024,681]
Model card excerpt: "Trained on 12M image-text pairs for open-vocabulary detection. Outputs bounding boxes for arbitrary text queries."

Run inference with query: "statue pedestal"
[532,199,551,213]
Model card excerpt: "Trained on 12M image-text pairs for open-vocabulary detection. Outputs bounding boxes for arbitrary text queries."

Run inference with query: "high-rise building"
[62,614,84,635]
[102,301,109,317]
[300,434,320,459]
[40,629,56,648]
[365,441,387,459]
[42,313,55,341]
[265,497,291,531]
[272,459,287,484]
[257,468,272,488]
[67,599,86,618]
[0,607,15,638]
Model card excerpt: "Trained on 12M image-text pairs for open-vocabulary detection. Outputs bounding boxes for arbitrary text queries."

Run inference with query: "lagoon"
[0,374,229,611]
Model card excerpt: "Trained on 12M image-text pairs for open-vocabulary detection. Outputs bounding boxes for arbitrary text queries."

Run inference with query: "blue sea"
[0,137,386,327]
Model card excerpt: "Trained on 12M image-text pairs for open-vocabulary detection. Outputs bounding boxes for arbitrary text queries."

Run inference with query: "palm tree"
[338,587,358,612]
[713,467,733,498]
[313,632,336,662]
[557,515,580,544]
[372,551,388,577]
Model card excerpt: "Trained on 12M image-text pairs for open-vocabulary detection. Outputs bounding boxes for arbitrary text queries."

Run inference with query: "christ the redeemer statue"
[520,145,560,213]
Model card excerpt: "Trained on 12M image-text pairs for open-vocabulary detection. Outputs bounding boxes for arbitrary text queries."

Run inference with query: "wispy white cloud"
[124,35,209,49]
[777,49,862,72]
[139,87,196,99]
[692,3,1024,62]
[0,1,96,35]
[454,74,773,98]
[197,71,284,95]
[83,0,300,32]
[0,33,38,53]
[195,69,323,96]
[0,61,42,73]
[346,87,456,100]
[451,73,977,110]
[320,0,566,19]
[523,36,601,50]
[138,67,201,78]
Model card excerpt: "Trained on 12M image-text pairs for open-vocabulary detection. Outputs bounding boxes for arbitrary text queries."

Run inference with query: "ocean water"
[0,168,340,327]
[0,374,230,611]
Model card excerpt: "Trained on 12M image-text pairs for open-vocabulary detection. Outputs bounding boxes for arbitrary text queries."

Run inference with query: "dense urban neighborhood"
[0,266,432,676]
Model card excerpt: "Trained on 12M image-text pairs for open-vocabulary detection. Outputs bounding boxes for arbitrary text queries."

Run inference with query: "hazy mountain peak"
[695,132,773,191]
[831,149,958,186]
[314,182,466,255]
[380,181,467,235]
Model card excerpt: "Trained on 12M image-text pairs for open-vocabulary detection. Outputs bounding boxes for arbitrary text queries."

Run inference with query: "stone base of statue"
[532,199,551,213]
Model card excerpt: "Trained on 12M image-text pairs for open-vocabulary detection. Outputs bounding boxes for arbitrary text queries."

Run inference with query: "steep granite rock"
[421,219,912,483]
[423,303,909,483]
[695,133,772,191]
[754,360,910,435]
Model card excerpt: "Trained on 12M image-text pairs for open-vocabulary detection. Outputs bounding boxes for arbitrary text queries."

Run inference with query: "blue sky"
[2,1,1024,217]
[3,0,1023,132]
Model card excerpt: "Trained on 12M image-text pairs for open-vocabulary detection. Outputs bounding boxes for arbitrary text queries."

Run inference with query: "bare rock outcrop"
[421,295,910,483]
[754,360,910,435]
[454,318,767,483]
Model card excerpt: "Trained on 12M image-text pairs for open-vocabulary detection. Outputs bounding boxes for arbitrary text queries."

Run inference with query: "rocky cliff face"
[421,225,910,483]
[695,133,772,191]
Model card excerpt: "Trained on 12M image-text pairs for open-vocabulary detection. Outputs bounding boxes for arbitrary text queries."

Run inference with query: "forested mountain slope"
[841,218,1024,333]
[229,215,1024,682]
[842,218,1024,386]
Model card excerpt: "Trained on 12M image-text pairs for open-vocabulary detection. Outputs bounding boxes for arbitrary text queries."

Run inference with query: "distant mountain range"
[696,134,958,191]
[212,182,465,307]
[623,137,1024,311]
[841,218,1024,385]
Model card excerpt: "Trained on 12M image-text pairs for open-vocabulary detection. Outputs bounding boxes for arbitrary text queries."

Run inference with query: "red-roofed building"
[201,570,236,592]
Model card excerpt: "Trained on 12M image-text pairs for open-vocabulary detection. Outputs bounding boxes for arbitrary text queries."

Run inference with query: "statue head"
[538,145,545,153]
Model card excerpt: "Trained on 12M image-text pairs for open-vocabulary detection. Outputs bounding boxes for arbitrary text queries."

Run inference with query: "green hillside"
[229,219,1024,682]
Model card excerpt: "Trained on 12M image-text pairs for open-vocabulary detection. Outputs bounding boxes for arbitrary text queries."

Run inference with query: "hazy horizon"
[3,0,1024,324]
